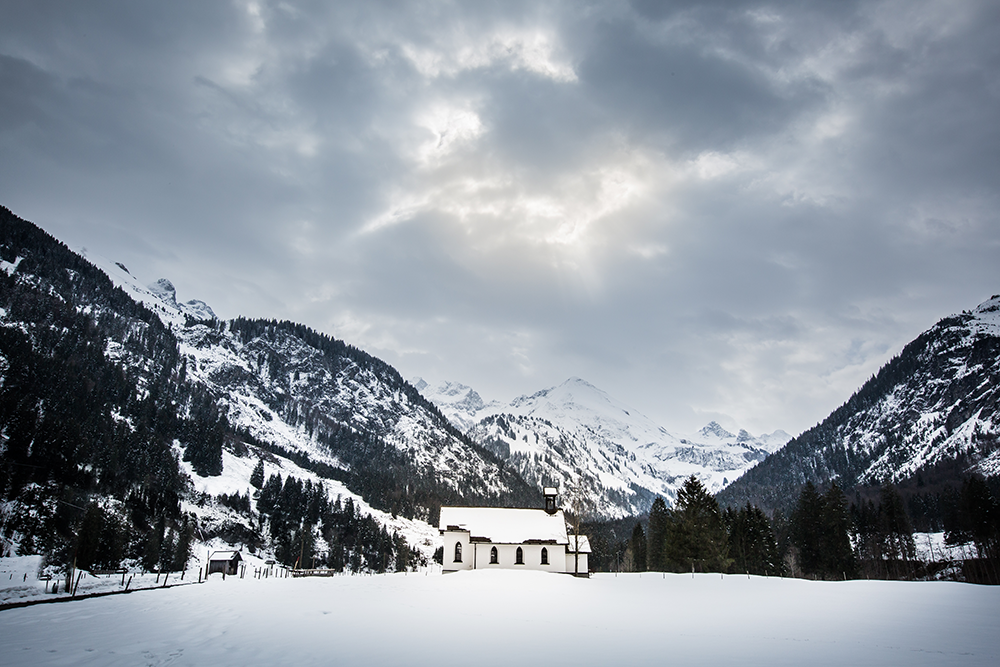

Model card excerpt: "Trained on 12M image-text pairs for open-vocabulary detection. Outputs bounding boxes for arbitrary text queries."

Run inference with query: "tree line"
[591,473,999,583]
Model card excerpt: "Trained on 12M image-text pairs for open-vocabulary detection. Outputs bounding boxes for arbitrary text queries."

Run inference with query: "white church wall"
[442,531,472,572]
[565,552,588,575]
[475,543,565,572]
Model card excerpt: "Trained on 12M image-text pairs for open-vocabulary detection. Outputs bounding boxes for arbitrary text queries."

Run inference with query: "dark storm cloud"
[1,0,998,434]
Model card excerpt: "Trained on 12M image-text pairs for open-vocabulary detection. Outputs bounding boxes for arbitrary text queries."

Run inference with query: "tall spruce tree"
[879,485,916,565]
[647,497,669,571]
[820,482,855,579]
[630,522,647,572]
[790,481,824,577]
[665,476,731,573]
[727,503,782,576]
[946,476,1000,560]
[250,459,265,490]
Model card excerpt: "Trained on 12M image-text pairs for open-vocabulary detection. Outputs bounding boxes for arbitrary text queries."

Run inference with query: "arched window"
[454,542,462,563]
[516,546,524,565]
[490,546,498,564]
[541,547,548,565]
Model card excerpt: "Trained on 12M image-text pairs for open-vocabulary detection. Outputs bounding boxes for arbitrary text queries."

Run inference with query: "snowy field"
[1,570,998,666]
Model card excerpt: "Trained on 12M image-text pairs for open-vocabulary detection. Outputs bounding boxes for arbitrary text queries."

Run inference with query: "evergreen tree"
[790,481,824,576]
[257,473,282,515]
[159,528,176,572]
[946,476,1000,560]
[819,482,855,579]
[851,497,884,577]
[172,516,193,571]
[250,459,265,490]
[630,522,647,572]
[665,476,731,573]
[879,485,916,566]
[74,503,105,572]
[142,518,164,572]
[646,497,669,571]
[727,503,782,576]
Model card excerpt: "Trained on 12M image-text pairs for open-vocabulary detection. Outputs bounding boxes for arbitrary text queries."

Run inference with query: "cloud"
[1,0,998,436]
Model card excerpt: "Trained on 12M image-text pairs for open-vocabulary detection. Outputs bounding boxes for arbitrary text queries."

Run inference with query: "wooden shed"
[208,550,242,576]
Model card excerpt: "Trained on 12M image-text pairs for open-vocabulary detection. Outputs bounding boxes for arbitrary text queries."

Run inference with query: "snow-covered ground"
[913,532,979,563]
[1,570,997,666]
[0,551,286,607]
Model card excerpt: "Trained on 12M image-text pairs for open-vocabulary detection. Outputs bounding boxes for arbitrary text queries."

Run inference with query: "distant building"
[208,550,242,575]
[439,488,591,576]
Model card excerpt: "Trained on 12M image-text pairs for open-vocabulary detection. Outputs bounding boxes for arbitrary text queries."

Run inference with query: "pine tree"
[879,485,916,566]
[257,473,282,515]
[646,497,669,571]
[159,528,176,572]
[947,476,1000,560]
[819,482,855,579]
[727,503,782,576]
[74,503,105,572]
[250,459,265,490]
[630,522,647,572]
[172,516,193,571]
[142,518,164,572]
[790,481,824,577]
[665,476,731,573]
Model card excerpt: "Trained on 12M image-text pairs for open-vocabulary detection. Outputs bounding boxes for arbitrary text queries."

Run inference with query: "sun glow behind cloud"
[362,138,668,288]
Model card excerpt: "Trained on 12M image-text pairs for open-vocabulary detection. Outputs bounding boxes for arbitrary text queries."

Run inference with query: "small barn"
[208,550,242,576]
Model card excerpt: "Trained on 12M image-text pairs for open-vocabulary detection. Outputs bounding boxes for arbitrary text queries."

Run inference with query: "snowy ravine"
[416,377,790,518]
[1,570,997,667]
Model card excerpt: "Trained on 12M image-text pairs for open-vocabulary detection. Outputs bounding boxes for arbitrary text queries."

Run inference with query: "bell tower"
[543,487,558,514]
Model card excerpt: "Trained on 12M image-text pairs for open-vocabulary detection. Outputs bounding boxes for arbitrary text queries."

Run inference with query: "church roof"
[439,507,569,544]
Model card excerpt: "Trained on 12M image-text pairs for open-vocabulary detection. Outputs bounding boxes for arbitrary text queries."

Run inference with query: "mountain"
[0,205,534,571]
[719,295,1000,513]
[411,378,503,432]
[417,376,791,518]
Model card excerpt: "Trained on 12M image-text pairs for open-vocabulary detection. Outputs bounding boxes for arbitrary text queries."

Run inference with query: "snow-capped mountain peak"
[148,277,178,305]
[148,277,217,321]
[418,376,793,518]
[698,421,735,440]
[410,377,501,432]
[971,293,1000,336]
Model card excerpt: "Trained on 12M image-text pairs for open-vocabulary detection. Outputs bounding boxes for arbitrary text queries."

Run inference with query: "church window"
[541,547,548,565]
[490,546,498,564]
[516,546,524,565]
[454,542,462,563]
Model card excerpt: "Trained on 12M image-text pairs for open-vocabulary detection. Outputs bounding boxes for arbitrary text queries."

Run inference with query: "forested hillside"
[0,206,533,573]
[719,296,1000,515]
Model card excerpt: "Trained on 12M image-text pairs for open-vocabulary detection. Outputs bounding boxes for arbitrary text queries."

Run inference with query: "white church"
[439,488,591,576]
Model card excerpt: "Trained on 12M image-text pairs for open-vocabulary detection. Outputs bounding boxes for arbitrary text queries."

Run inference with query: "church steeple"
[543,487,558,514]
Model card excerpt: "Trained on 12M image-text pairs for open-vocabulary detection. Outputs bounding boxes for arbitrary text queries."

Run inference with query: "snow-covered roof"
[543,487,558,495]
[439,507,569,544]
[567,535,591,553]
[209,551,242,561]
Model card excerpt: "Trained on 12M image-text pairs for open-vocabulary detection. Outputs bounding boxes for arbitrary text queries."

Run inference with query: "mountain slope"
[0,205,534,570]
[719,295,1000,513]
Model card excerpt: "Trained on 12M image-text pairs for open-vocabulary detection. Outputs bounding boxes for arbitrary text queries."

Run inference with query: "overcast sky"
[2,0,998,436]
